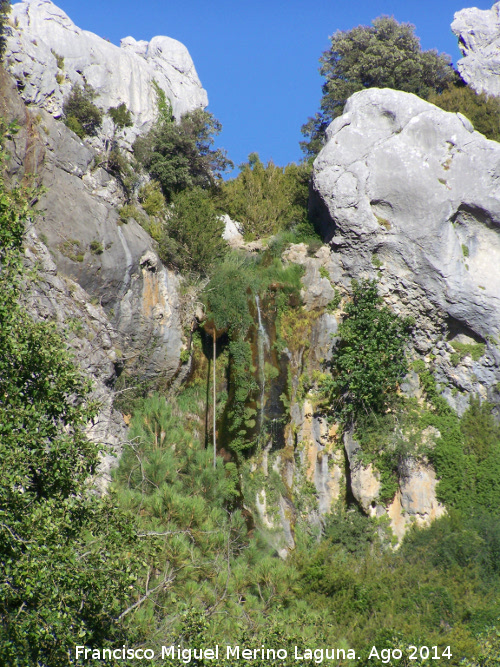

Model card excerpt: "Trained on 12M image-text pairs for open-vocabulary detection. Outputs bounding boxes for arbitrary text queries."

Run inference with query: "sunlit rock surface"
[452,2,500,96]
[311,87,500,410]
[5,0,207,138]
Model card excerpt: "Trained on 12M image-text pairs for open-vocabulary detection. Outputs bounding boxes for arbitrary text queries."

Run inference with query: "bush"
[64,114,85,139]
[219,153,311,239]
[134,108,232,200]
[138,180,166,217]
[107,102,133,130]
[327,279,413,422]
[63,83,103,137]
[158,187,227,275]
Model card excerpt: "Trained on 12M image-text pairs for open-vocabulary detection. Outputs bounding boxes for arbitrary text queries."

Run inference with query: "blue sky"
[54,0,494,171]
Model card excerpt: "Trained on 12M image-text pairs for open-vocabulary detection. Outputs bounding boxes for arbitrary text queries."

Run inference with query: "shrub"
[63,83,103,137]
[219,153,312,239]
[138,180,166,217]
[134,108,232,200]
[64,115,84,139]
[89,240,103,255]
[107,102,133,130]
[158,187,227,275]
[327,279,413,422]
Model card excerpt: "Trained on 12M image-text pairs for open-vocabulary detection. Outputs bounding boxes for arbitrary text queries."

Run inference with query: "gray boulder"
[452,2,500,96]
[311,88,500,404]
[5,0,207,138]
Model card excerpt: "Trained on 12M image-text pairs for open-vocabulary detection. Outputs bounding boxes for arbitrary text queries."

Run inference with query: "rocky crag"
[311,87,500,412]
[452,1,500,97]
[5,0,207,138]
[249,80,500,546]
[1,1,205,477]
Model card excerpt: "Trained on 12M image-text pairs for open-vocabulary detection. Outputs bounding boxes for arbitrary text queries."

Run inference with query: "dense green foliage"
[113,391,310,659]
[428,84,500,143]
[203,251,303,456]
[302,16,455,156]
[134,108,232,200]
[109,390,500,666]
[159,187,227,275]
[108,102,133,130]
[219,153,311,239]
[63,83,103,138]
[0,121,139,665]
[416,370,500,514]
[325,279,413,423]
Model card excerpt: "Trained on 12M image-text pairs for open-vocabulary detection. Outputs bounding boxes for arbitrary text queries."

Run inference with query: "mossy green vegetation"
[450,340,486,366]
[218,153,312,239]
[109,390,500,666]
[202,250,304,458]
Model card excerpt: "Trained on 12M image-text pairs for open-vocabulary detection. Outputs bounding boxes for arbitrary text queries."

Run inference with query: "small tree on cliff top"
[301,16,456,157]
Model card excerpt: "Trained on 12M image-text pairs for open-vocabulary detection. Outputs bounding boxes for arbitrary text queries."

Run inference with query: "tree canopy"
[134,108,233,201]
[219,153,311,239]
[301,16,456,157]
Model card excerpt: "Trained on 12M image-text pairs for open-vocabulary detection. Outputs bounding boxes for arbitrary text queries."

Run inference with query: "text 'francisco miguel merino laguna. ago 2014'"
[74,644,453,663]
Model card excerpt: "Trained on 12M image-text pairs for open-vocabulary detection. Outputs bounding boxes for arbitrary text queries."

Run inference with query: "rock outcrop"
[452,2,500,97]
[24,228,128,492]
[5,0,207,138]
[1,64,184,383]
[311,88,500,412]
[0,0,207,468]
[305,87,500,540]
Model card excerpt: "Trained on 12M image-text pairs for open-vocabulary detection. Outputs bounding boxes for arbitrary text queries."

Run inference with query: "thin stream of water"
[254,294,269,437]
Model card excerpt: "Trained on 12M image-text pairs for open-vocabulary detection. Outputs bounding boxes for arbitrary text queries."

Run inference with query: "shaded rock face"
[4,96,184,382]
[24,228,128,492]
[311,88,500,409]
[343,431,445,542]
[1,58,186,478]
[5,0,207,137]
[452,2,500,97]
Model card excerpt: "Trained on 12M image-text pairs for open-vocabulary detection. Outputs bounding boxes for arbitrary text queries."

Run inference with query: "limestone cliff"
[311,88,500,412]
[0,3,203,477]
[452,2,500,97]
[4,0,207,139]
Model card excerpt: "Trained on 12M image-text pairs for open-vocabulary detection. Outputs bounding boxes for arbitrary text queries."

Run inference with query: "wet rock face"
[5,0,207,135]
[310,88,500,407]
[452,2,500,97]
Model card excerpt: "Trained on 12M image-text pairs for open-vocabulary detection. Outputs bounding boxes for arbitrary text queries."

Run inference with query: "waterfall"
[255,294,269,437]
